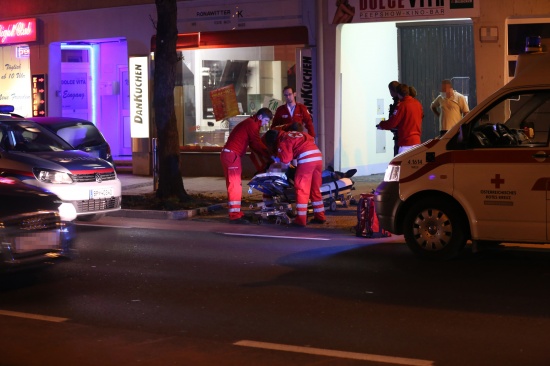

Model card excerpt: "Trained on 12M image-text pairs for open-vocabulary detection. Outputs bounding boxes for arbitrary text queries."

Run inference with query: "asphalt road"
[1,217,550,365]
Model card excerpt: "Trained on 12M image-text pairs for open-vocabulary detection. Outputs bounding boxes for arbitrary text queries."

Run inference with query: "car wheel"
[403,198,468,260]
[77,214,105,222]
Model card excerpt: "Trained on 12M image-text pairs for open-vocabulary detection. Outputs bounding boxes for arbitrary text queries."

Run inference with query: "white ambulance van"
[374,50,550,259]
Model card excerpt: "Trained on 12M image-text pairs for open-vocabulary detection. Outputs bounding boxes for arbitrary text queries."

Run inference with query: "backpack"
[355,193,391,238]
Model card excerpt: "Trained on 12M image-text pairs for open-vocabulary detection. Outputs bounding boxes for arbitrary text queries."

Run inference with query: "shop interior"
[175,44,302,149]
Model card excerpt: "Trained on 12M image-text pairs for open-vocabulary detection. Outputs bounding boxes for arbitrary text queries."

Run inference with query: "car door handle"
[532,152,549,158]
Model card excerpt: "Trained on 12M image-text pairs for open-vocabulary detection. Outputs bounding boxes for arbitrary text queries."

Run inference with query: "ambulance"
[374,48,550,259]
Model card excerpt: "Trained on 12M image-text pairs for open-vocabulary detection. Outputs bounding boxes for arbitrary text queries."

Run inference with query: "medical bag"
[355,193,391,238]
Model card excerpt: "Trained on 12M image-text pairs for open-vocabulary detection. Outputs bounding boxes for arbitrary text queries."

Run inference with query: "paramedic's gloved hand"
[271,156,280,163]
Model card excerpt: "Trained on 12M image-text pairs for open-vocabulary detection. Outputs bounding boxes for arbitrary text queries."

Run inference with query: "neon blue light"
[60,44,97,124]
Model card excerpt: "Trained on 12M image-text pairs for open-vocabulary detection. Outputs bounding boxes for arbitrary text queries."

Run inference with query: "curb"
[107,203,228,220]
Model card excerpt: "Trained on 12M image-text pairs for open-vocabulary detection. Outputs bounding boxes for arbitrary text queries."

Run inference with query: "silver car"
[0,107,121,221]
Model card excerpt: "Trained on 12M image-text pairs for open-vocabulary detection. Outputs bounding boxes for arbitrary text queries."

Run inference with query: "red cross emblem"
[491,174,505,188]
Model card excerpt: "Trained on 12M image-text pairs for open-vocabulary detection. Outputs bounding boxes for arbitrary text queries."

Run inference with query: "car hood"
[6,150,114,174]
[0,177,60,215]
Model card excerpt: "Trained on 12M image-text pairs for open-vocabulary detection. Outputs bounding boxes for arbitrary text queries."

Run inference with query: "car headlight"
[33,168,73,184]
[383,164,400,182]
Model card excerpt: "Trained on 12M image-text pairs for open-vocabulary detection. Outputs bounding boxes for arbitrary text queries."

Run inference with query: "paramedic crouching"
[221,108,273,224]
[377,83,423,154]
[264,127,326,227]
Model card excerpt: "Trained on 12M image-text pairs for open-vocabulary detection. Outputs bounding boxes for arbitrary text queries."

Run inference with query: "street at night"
[1,216,550,365]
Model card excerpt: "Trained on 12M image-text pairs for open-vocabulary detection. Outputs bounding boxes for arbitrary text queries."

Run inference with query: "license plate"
[90,187,114,199]
[15,231,60,252]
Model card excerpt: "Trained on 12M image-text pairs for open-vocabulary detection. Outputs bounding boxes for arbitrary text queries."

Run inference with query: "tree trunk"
[154,0,189,200]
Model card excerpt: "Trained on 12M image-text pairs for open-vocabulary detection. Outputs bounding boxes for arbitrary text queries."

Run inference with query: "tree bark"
[154,0,189,200]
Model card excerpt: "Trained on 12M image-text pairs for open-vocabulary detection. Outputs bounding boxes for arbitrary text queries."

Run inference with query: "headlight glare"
[33,168,73,184]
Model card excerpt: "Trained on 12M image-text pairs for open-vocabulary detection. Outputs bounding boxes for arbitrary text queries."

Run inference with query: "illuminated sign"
[129,56,150,138]
[16,45,30,58]
[32,74,47,117]
[0,18,37,45]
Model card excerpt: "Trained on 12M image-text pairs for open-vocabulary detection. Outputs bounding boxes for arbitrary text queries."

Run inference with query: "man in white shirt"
[431,79,469,133]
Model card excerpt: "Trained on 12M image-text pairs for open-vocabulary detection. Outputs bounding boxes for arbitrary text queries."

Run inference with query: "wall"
[337,22,398,175]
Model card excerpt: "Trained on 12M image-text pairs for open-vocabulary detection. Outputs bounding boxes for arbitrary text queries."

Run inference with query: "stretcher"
[247,166,356,224]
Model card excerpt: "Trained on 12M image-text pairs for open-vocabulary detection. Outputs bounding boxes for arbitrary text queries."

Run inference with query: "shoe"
[229,218,251,225]
[309,218,327,224]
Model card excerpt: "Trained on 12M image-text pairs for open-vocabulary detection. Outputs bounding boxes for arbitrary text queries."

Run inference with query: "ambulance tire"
[403,198,467,260]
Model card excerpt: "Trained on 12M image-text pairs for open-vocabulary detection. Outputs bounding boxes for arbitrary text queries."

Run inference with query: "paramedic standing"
[265,129,326,227]
[431,79,469,133]
[378,83,423,154]
[221,108,272,224]
[271,86,316,137]
[387,80,401,156]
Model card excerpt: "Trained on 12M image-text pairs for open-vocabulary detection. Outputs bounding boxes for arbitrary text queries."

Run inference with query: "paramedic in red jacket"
[265,128,326,226]
[270,86,315,137]
[377,83,423,154]
[221,108,272,223]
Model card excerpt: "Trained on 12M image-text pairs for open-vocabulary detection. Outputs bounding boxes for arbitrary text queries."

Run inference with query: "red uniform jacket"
[271,103,315,137]
[378,96,423,147]
[277,131,322,165]
[223,116,268,158]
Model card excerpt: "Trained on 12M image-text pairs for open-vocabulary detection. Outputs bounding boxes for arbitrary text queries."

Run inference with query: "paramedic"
[265,128,326,227]
[378,83,423,154]
[221,108,273,224]
[431,79,469,133]
[270,86,315,137]
[387,80,401,156]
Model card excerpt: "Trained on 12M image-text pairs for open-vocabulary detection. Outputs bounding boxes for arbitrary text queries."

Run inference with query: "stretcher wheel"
[276,217,282,225]
[257,218,263,225]
[329,198,337,212]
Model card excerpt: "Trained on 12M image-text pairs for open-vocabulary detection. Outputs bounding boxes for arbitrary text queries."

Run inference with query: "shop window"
[174,45,301,150]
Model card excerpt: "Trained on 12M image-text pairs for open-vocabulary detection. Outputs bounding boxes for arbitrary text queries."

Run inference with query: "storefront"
[156,1,316,176]
[2,0,550,178]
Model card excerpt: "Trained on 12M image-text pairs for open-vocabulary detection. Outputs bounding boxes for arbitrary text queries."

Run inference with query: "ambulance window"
[465,91,550,148]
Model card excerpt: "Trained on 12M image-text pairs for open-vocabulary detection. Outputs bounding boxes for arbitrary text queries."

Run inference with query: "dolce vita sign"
[0,18,37,45]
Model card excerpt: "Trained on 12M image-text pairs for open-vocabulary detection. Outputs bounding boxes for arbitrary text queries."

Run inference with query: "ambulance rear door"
[451,89,550,243]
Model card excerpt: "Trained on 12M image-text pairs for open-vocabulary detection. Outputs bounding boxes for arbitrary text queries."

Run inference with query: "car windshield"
[51,123,105,149]
[0,121,74,152]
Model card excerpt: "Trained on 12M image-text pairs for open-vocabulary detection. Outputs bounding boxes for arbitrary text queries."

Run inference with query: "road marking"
[234,340,434,366]
[0,310,68,323]
[222,233,330,241]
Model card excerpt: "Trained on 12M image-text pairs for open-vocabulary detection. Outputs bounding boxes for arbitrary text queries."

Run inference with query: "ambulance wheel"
[329,198,337,212]
[403,198,467,260]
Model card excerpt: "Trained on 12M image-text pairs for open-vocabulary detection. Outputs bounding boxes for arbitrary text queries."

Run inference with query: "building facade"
[1,0,549,176]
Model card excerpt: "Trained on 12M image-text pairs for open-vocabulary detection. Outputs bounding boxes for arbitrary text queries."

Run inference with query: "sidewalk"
[113,173,384,221]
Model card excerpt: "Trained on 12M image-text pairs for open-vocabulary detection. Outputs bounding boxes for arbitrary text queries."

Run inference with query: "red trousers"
[220,151,244,220]
[293,161,326,226]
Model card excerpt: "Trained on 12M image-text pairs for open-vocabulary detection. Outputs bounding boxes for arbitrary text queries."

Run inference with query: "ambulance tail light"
[383,164,400,182]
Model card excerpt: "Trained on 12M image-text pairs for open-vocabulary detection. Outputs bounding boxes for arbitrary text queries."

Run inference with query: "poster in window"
[209,84,239,121]
[61,72,88,109]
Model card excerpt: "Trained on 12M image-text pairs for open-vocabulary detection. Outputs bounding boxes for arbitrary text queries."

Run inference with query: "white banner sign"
[0,45,32,117]
[129,56,150,138]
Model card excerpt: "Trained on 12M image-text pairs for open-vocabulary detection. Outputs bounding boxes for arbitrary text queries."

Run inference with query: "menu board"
[0,45,32,117]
